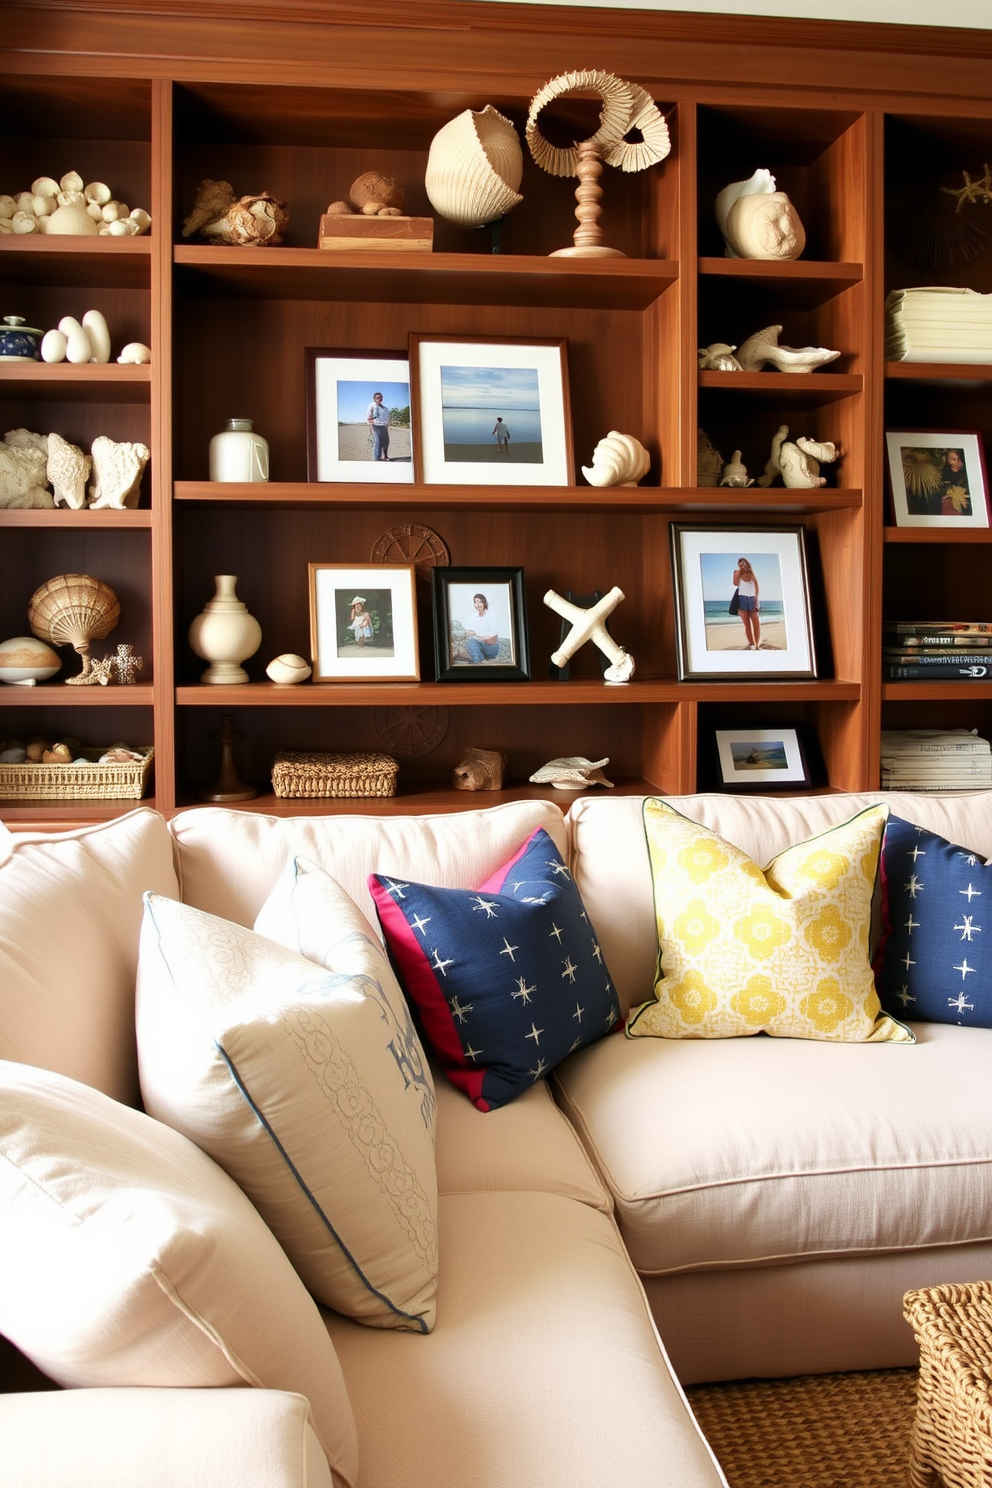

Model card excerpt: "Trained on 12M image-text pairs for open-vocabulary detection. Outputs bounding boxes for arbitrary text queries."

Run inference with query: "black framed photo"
[431,567,530,682]
[713,726,811,790]
[670,523,817,681]
[305,348,413,483]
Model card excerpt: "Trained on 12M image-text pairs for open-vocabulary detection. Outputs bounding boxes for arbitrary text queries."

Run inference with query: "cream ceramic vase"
[188,575,262,684]
[209,417,269,482]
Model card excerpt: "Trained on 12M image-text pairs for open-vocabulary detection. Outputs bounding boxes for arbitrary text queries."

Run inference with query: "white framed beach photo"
[410,334,573,486]
[670,524,817,681]
[305,348,413,483]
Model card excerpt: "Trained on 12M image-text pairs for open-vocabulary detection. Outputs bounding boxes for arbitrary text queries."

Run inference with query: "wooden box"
[318,214,433,251]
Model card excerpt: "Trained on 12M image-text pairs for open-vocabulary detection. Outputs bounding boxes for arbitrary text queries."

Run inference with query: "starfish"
[543,586,634,683]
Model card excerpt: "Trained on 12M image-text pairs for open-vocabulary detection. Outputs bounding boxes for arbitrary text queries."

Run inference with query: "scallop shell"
[581,430,651,487]
[526,71,669,179]
[425,106,523,228]
[28,573,121,653]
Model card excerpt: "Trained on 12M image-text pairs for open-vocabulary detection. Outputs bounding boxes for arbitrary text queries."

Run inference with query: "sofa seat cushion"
[323,1191,726,1488]
[553,1021,992,1277]
[432,1070,611,1211]
[170,800,566,930]
[0,1061,358,1488]
[0,808,178,1105]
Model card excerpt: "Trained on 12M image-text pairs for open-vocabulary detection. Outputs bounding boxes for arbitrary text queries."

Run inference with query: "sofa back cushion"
[566,792,992,1013]
[0,1061,358,1488]
[170,801,566,929]
[0,809,178,1105]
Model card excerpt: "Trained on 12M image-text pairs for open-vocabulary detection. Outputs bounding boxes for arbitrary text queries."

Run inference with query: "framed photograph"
[410,334,573,487]
[308,564,420,682]
[670,524,817,681]
[885,430,989,528]
[430,567,530,682]
[714,727,811,790]
[305,348,413,483]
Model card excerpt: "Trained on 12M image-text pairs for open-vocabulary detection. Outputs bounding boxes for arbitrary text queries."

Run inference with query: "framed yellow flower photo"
[885,429,989,528]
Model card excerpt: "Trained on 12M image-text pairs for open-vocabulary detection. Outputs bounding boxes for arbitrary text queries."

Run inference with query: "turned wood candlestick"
[198,712,257,802]
[551,139,626,258]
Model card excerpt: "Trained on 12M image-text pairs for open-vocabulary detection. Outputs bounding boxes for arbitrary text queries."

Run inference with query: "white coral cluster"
[0,172,151,237]
[0,428,149,510]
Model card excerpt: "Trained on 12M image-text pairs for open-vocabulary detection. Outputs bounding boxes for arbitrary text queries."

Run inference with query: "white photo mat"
[308,564,419,682]
[307,352,413,483]
[412,336,572,487]
[715,727,808,785]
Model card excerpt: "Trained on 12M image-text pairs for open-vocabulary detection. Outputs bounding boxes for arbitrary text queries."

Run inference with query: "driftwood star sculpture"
[544,586,634,684]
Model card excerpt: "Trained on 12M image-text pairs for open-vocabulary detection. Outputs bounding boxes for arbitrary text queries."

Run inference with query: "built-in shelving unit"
[2,0,992,826]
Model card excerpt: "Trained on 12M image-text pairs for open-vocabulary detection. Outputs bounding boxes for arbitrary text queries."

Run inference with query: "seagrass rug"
[685,1368,919,1487]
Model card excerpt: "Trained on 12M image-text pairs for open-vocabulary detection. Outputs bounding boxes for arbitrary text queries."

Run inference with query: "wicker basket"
[0,747,154,802]
[903,1279,992,1488]
[271,750,398,799]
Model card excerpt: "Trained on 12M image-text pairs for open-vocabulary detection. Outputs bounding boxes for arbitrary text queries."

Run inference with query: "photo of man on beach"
[438,364,543,464]
[336,379,411,464]
[699,550,788,652]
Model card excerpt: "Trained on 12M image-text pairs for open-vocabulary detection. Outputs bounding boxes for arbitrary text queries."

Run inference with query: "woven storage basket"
[0,747,154,801]
[271,750,398,799]
[904,1279,992,1488]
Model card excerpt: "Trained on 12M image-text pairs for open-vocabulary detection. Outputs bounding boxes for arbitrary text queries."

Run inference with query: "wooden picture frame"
[308,564,419,682]
[430,567,530,682]
[305,348,413,482]
[885,430,989,528]
[713,726,811,790]
[670,524,817,681]
[410,334,573,486]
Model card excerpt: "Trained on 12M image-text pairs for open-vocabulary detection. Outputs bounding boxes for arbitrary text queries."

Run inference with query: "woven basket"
[904,1279,992,1488]
[0,747,154,801]
[271,750,398,799]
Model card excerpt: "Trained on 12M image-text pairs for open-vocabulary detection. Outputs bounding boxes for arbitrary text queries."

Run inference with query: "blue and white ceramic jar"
[0,316,42,360]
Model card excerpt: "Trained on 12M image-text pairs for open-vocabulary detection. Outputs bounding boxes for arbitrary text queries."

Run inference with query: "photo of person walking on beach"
[439,364,543,464]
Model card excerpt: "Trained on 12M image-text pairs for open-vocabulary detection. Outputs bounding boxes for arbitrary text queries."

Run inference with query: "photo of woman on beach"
[701,550,787,653]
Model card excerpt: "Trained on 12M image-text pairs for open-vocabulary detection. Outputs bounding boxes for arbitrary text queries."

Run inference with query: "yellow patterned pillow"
[627,799,912,1044]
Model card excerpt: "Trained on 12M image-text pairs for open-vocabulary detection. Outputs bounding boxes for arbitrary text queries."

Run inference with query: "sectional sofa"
[1,789,990,1487]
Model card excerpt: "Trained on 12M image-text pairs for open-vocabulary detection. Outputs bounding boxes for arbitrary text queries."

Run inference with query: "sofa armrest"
[0,1388,336,1488]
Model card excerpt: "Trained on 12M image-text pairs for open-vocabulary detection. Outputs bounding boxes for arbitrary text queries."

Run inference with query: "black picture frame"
[712,726,813,791]
[431,567,530,682]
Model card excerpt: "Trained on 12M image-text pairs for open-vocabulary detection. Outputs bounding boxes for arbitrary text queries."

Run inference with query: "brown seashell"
[452,746,507,791]
[42,743,73,763]
[349,171,404,213]
[181,179,236,238]
[324,200,353,215]
[28,573,121,655]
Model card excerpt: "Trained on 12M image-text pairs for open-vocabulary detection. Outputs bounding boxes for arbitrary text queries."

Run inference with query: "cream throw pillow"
[137,869,438,1333]
[0,1061,358,1488]
[627,799,911,1043]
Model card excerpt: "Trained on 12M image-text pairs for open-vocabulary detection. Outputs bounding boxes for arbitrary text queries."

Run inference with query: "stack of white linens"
[880,728,992,791]
[885,286,992,363]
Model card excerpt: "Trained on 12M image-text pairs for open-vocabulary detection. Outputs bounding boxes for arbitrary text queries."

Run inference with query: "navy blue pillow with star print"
[874,814,992,1027]
[368,827,621,1111]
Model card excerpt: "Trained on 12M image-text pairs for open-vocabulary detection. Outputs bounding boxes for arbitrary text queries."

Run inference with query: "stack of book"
[883,622,992,680]
[885,286,992,363]
[880,728,992,791]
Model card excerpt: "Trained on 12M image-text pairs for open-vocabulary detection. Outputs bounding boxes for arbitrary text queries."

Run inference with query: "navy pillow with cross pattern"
[874,814,992,1027]
[369,827,621,1111]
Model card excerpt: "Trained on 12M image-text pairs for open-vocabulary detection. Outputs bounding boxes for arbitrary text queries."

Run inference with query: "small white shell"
[15,192,34,214]
[116,341,151,364]
[82,309,111,364]
[84,181,111,205]
[0,196,15,220]
[59,171,84,194]
[32,194,57,217]
[581,430,651,488]
[11,212,38,234]
[128,208,152,234]
[265,653,312,685]
[102,200,128,222]
[40,328,67,363]
[31,177,59,199]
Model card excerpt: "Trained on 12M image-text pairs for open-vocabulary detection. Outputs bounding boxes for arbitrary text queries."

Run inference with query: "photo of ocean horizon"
[440,363,544,463]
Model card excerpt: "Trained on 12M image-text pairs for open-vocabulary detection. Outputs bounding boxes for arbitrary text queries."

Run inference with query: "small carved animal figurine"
[529,756,614,790]
[719,451,754,488]
[697,428,724,487]
[758,424,839,489]
[735,324,841,374]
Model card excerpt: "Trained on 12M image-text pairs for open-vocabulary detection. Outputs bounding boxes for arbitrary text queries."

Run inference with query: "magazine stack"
[880,728,992,791]
[883,621,992,681]
[885,286,992,363]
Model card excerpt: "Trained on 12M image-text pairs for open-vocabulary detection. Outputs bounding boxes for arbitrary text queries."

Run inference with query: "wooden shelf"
[0,362,151,402]
[0,686,155,707]
[172,777,658,817]
[885,362,992,382]
[176,679,859,707]
[173,246,678,311]
[0,236,152,288]
[0,508,151,527]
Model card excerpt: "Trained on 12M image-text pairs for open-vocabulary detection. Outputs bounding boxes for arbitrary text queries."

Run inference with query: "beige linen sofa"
[1,790,990,1487]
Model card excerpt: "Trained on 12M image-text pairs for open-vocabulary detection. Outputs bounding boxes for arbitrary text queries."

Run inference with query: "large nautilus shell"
[581,430,651,487]
[425,106,524,228]
[28,573,121,674]
[526,70,670,177]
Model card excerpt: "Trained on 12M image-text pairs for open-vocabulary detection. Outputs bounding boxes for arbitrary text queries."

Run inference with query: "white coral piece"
[47,431,92,509]
[87,435,150,509]
[0,430,53,508]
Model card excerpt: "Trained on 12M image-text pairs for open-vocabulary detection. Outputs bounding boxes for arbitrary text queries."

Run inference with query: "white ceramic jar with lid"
[209,417,270,482]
